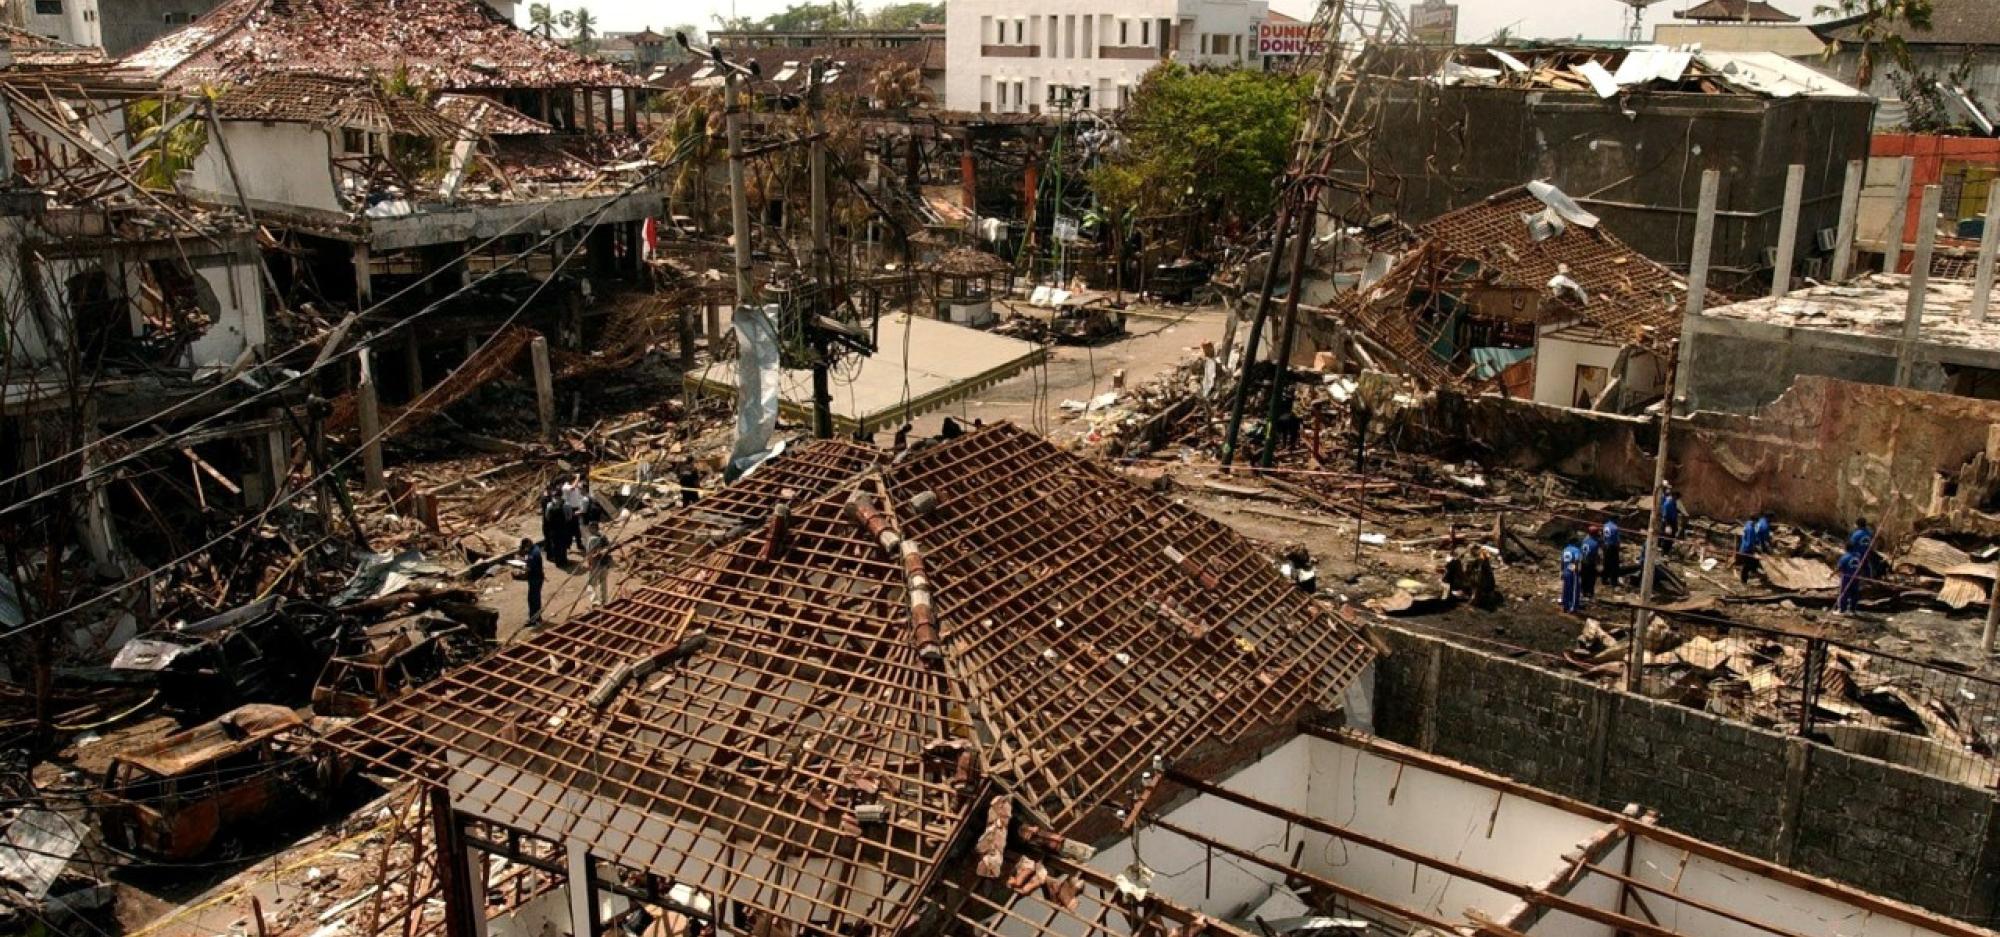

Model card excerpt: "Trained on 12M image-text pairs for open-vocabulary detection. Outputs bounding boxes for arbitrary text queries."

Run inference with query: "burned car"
[311,614,483,718]
[111,598,337,717]
[91,704,345,861]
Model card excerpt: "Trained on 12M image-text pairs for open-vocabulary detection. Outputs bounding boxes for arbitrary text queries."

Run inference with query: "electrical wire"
[0,155,683,646]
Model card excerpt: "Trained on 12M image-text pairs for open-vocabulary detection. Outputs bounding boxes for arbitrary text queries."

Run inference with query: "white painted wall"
[186,255,266,369]
[189,121,343,214]
[1533,837,1964,937]
[943,0,1268,113]
[16,0,101,49]
[1531,333,1663,411]
[1297,738,1613,927]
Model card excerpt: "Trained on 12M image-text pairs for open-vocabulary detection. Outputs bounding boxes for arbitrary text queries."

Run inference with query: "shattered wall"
[187,122,344,216]
[1331,79,1875,276]
[1371,625,2000,918]
[1403,377,2000,541]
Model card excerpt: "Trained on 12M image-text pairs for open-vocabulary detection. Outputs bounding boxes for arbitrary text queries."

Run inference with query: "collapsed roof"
[326,423,1376,933]
[1326,184,1704,389]
[1360,44,1866,99]
[121,0,640,90]
[213,73,466,138]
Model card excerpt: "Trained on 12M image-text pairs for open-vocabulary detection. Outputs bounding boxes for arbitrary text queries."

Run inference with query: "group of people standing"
[1557,485,1688,614]
[518,474,617,626]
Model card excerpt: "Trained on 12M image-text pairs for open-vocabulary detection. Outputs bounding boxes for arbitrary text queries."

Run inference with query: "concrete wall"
[1651,23,1826,56]
[100,0,224,55]
[1371,624,2000,918]
[1331,80,1876,277]
[189,122,342,215]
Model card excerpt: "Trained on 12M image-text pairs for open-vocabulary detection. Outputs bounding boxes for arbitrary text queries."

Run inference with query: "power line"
[0,155,683,646]
[0,131,703,529]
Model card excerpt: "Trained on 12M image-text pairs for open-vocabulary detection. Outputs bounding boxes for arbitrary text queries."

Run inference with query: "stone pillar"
[356,349,386,492]
[353,241,373,306]
[531,336,555,443]
[566,839,598,937]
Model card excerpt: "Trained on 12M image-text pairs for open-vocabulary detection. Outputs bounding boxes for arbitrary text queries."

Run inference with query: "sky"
[529,0,1824,45]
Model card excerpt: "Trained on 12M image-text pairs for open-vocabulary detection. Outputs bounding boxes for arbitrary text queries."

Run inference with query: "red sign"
[1255,21,1326,57]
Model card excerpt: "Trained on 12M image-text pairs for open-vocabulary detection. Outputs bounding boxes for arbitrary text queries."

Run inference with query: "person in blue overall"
[1560,537,1583,613]
[1579,527,1602,600]
[1847,517,1885,579]
[1836,548,1863,614]
[1660,485,1684,544]
[1736,515,1768,584]
[1600,518,1622,588]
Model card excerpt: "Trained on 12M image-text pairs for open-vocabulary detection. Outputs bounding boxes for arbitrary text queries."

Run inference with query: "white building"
[944,0,1270,113]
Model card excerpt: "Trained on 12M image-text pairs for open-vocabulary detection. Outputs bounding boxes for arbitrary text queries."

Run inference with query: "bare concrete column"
[1770,163,1805,298]
[1772,737,1811,865]
[1885,155,1915,274]
[260,407,290,508]
[356,349,386,492]
[403,334,424,400]
[1832,159,1863,282]
[565,839,597,937]
[1972,186,2000,322]
[1894,184,1943,389]
[705,302,723,345]
[531,336,556,443]
[353,241,374,306]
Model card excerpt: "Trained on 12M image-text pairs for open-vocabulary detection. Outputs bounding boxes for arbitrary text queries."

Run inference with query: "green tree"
[1816,0,1935,87]
[569,6,596,41]
[1087,65,1306,246]
[527,2,557,37]
[872,2,943,27]
[131,89,215,190]
[756,2,843,31]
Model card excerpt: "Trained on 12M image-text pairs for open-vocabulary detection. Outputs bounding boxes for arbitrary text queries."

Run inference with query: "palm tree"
[527,2,556,37]
[570,6,597,42]
[840,0,860,27]
[1816,0,1935,87]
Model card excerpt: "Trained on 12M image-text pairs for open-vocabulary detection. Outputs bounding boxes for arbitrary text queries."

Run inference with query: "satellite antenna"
[1612,0,1670,42]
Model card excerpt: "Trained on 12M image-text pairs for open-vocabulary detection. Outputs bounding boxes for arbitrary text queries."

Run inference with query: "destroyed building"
[294,423,2000,937]
[0,55,284,630]
[1329,45,1875,282]
[1682,274,2000,411]
[121,0,657,314]
[1315,184,1701,412]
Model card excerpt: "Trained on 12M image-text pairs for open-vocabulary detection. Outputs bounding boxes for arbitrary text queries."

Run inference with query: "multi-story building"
[944,0,1270,113]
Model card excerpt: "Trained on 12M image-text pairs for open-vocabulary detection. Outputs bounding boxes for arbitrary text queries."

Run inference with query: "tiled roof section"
[1329,186,1708,389]
[1676,0,1800,22]
[213,73,465,137]
[326,423,1376,932]
[433,92,552,135]
[0,24,109,66]
[121,0,641,90]
[651,43,929,98]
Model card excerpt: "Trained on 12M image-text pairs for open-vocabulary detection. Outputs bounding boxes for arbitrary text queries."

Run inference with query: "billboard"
[1255,20,1327,58]
[1408,1,1458,44]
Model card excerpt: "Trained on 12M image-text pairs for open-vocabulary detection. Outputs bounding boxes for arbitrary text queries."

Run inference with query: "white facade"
[12,0,101,48]
[943,0,1270,113]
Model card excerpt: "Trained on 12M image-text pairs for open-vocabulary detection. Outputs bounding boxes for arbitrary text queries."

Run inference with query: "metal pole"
[1972,186,2000,323]
[1259,198,1318,468]
[1831,158,1863,282]
[1885,155,1914,275]
[1630,170,1717,694]
[1894,184,1941,388]
[725,70,754,308]
[1770,163,1804,298]
[807,59,835,440]
[1219,199,1294,470]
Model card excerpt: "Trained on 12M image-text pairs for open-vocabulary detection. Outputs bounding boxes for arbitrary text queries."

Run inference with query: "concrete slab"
[687,312,1045,435]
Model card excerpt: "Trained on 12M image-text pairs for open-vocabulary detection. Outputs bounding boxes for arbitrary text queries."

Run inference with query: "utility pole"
[1221,0,1348,470]
[1259,199,1317,468]
[723,55,755,309]
[1630,169,1717,694]
[808,58,835,439]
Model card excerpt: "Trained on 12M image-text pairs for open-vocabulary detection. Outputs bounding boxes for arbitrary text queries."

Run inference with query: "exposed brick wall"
[1371,625,2000,919]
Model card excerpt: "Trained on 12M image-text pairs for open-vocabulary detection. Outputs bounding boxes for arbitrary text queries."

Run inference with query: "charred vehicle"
[92,705,345,860]
[111,598,338,717]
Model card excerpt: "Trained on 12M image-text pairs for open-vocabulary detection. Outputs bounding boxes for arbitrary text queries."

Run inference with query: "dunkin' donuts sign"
[1255,21,1326,57]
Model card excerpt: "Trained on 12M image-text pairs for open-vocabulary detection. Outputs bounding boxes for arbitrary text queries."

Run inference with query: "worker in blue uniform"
[1579,526,1602,600]
[1560,537,1583,613]
[1660,484,1684,545]
[1836,548,1863,614]
[1600,518,1622,588]
[1847,517,1885,579]
[1736,515,1767,584]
